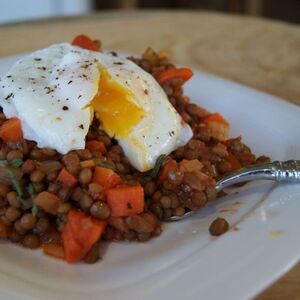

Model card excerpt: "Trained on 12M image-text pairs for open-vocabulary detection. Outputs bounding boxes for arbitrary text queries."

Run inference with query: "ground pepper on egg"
[0,35,270,263]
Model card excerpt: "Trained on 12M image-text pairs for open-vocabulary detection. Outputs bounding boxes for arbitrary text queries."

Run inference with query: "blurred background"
[0,0,299,25]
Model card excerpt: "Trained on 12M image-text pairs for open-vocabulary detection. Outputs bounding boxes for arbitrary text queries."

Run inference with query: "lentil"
[90,201,110,219]
[209,218,229,236]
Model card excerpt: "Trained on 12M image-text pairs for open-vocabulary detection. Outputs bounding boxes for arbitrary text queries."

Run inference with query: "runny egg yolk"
[91,69,145,138]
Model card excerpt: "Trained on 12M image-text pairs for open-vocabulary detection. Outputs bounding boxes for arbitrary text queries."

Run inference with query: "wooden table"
[0,10,299,299]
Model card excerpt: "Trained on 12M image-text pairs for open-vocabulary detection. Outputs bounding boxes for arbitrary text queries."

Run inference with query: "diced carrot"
[179,159,203,173]
[201,113,229,141]
[62,222,82,263]
[72,34,101,52]
[156,68,193,85]
[43,243,65,260]
[93,167,122,192]
[0,118,23,142]
[62,210,106,263]
[80,159,95,169]
[0,219,9,238]
[107,185,144,217]
[57,168,77,188]
[201,112,229,126]
[33,191,60,215]
[158,159,177,182]
[226,153,241,171]
[86,140,107,154]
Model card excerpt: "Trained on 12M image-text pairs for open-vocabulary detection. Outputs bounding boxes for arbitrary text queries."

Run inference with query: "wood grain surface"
[0,10,299,299]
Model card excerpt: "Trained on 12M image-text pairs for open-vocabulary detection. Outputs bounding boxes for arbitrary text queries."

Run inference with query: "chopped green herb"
[28,184,38,215]
[0,160,8,167]
[98,163,116,171]
[5,169,31,209]
[150,154,167,178]
[11,159,23,168]
[31,205,39,216]
[6,169,23,197]
[27,183,37,199]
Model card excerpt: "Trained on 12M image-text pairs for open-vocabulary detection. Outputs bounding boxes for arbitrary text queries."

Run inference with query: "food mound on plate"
[0,35,269,263]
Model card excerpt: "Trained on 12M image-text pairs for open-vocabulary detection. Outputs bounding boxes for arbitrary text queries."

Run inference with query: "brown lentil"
[57,186,71,201]
[77,149,92,160]
[7,191,21,208]
[137,232,151,242]
[160,196,172,209]
[62,152,80,175]
[90,201,110,219]
[22,160,35,173]
[6,149,23,161]
[79,193,93,212]
[144,181,156,197]
[30,169,46,183]
[22,234,40,249]
[1,215,11,226]
[14,219,28,235]
[32,182,45,193]
[57,203,71,215]
[79,168,92,184]
[0,183,10,197]
[9,230,23,243]
[41,148,57,157]
[209,217,230,236]
[20,213,37,230]
[5,207,21,222]
[35,218,50,234]
[125,215,154,233]
[88,182,103,198]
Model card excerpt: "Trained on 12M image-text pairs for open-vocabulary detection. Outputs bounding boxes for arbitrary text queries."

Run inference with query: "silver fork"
[169,160,300,221]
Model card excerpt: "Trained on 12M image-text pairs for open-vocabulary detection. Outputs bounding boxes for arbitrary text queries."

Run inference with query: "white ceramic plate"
[0,54,299,300]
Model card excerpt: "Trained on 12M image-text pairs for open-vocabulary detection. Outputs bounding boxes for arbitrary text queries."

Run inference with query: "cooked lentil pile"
[0,37,270,264]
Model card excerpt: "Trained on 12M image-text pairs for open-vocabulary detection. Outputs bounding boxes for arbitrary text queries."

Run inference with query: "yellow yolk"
[92,69,145,138]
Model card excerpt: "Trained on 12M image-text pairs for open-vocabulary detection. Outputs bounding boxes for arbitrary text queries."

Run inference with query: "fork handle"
[215,160,300,192]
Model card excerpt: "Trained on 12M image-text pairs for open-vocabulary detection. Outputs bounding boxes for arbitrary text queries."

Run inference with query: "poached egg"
[0,43,192,172]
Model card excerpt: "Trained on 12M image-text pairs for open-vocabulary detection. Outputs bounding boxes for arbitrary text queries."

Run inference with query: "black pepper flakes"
[5,93,14,100]
[67,80,73,85]
[127,202,132,209]
[144,89,149,95]
[79,124,84,129]
[38,66,47,71]
[62,106,69,111]
[34,58,42,61]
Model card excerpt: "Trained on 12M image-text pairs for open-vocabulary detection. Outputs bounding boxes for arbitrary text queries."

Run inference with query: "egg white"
[0,43,192,172]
